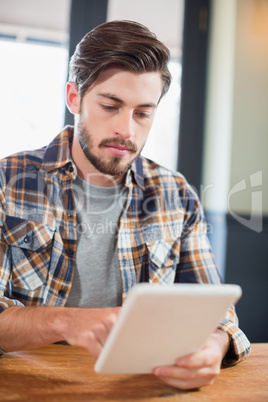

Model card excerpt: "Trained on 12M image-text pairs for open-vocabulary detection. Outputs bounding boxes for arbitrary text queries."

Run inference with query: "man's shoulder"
[0,127,73,179]
[0,146,46,174]
[133,156,202,219]
[136,156,193,192]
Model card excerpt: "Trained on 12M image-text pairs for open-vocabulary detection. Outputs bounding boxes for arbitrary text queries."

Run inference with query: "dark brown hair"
[69,20,171,99]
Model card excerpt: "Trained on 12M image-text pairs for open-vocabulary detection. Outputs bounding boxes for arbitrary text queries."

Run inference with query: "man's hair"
[69,20,171,99]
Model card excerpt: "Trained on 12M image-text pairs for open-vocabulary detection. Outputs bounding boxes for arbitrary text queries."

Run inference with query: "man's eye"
[136,112,150,119]
[101,105,117,112]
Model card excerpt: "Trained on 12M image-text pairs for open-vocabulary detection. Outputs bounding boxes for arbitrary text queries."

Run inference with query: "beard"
[77,121,141,177]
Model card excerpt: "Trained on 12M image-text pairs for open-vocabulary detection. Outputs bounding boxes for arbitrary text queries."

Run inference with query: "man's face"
[74,68,163,179]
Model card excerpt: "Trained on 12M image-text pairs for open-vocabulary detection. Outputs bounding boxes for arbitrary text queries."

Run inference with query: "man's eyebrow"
[97,92,157,108]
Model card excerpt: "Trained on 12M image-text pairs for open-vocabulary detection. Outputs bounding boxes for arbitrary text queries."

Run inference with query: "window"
[0,38,68,159]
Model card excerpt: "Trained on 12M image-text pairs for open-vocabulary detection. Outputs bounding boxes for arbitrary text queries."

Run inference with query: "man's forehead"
[89,67,162,105]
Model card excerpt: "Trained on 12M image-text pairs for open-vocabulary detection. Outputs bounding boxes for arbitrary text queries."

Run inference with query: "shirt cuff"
[218,318,251,365]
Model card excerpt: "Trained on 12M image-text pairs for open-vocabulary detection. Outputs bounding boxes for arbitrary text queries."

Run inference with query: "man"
[0,20,250,390]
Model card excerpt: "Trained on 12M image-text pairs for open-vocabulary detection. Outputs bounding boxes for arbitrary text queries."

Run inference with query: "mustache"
[99,138,138,153]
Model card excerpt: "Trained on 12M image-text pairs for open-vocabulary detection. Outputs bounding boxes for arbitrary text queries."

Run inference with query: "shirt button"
[66,248,74,257]
[24,235,30,243]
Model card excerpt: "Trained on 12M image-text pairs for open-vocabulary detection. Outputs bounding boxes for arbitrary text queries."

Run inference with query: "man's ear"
[66,81,81,114]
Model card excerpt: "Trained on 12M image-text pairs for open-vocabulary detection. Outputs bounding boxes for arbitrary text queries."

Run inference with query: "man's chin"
[95,158,133,177]
[81,141,139,177]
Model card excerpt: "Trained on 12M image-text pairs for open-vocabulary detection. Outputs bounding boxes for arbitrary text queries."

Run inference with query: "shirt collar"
[41,126,75,173]
[128,157,145,190]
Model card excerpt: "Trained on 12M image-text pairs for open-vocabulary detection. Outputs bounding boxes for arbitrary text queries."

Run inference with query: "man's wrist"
[46,307,74,343]
[210,328,230,360]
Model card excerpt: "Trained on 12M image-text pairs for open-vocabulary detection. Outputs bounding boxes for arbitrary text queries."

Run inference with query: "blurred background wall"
[202,0,268,342]
[0,0,267,342]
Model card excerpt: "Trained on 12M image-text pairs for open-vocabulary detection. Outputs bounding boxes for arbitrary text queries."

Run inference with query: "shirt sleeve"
[0,169,25,313]
[175,183,251,365]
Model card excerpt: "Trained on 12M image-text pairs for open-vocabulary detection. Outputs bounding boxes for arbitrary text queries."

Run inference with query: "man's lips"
[100,139,137,157]
[104,144,134,157]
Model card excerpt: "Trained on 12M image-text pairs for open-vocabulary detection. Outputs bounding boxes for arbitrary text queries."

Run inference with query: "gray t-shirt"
[65,175,128,308]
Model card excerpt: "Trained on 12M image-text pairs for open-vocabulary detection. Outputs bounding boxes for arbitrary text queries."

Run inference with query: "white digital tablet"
[94,283,242,374]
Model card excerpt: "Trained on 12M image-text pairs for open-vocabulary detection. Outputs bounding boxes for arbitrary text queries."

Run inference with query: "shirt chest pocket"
[146,239,181,285]
[2,215,56,290]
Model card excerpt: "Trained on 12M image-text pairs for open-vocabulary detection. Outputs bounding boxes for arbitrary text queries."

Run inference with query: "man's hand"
[153,329,229,390]
[58,307,121,357]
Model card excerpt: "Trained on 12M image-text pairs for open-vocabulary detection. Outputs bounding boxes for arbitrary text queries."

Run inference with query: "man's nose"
[114,111,135,140]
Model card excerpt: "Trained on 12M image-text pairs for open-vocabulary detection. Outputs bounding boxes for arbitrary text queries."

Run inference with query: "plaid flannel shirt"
[0,126,250,364]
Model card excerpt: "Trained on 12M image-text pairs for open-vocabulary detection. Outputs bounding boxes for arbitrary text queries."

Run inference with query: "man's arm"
[153,329,229,390]
[0,305,120,356]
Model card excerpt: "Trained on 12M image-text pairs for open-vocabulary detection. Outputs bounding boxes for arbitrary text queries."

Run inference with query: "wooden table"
[0,343,267,401]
